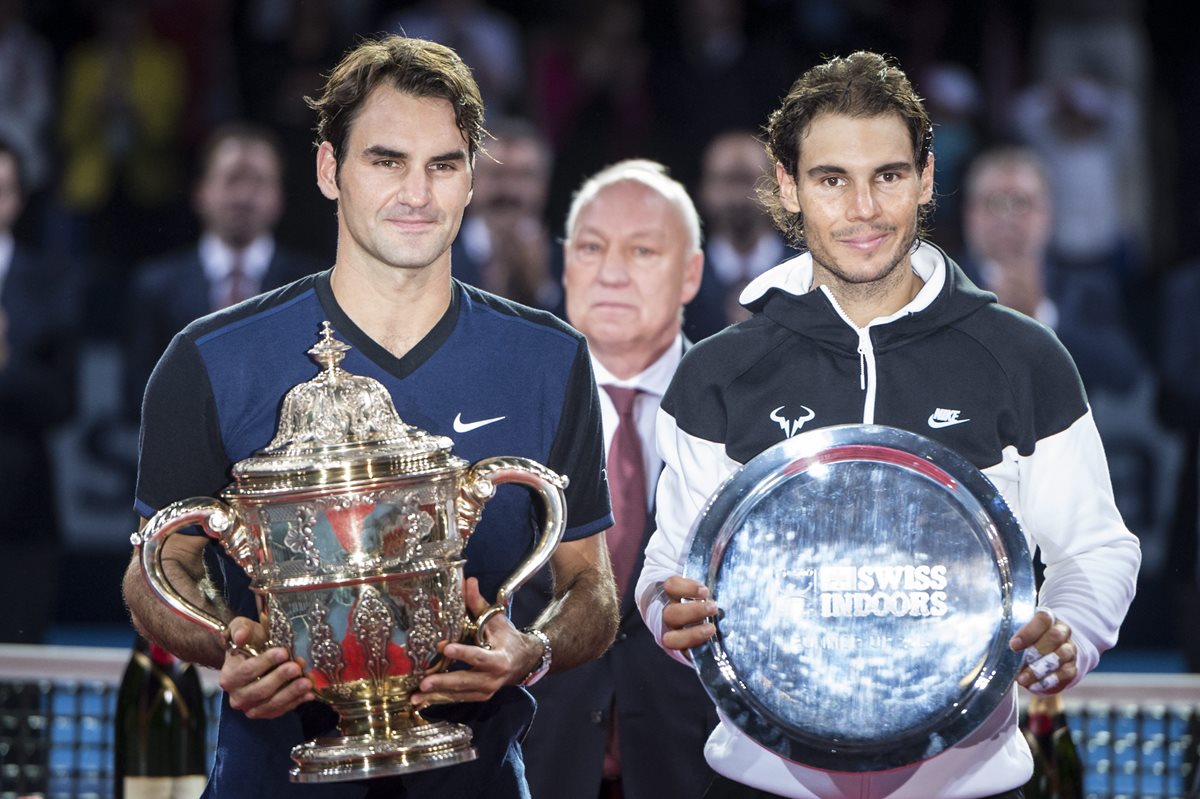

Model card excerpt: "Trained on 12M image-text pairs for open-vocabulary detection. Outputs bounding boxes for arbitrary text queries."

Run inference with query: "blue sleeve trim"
[193,287,317,347]
[562,511,614,542]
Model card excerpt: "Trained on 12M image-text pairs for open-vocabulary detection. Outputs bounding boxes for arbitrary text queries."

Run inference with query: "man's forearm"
[531,565,619,673]
[122,548,232,669]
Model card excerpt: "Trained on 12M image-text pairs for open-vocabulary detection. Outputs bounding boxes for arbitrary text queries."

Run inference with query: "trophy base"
[289,720,478,783]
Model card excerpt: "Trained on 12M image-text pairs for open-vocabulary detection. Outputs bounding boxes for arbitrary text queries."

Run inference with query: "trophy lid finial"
[231,322,457,486]
[310,320,350,373]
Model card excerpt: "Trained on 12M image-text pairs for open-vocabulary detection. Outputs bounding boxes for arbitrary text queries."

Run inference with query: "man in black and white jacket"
[637,51,1140,799]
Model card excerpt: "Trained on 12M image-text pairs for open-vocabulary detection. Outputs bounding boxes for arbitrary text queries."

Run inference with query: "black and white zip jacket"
[636,241,1141,799]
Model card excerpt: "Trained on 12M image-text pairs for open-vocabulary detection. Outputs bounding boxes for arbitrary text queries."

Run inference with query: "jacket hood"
[738,240,997,353]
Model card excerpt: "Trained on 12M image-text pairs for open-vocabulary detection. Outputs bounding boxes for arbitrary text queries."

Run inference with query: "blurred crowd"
[1,0,1198,661]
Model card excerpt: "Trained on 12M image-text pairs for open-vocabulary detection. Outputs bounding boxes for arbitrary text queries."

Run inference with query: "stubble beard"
[359,214,455,274]
[809,220,920,301]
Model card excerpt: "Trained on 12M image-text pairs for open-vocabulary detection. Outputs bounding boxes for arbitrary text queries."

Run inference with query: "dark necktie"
[603,385,648,600]
[220,252,251,310]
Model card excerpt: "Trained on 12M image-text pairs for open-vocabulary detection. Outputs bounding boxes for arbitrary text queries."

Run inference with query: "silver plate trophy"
[133,323,568,783]
[683,424,1035,772]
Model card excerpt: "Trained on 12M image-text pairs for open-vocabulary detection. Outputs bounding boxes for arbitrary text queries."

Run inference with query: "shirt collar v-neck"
[314,270,461,380]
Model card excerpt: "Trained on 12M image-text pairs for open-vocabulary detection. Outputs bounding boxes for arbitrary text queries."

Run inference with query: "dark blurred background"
[1,0,1197,669]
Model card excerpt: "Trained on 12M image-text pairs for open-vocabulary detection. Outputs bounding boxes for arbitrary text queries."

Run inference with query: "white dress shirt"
[199,233,275,310]
[707,233,790,287]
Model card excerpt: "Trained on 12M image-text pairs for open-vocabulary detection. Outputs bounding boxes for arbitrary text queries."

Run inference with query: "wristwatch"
[520,628,553,687]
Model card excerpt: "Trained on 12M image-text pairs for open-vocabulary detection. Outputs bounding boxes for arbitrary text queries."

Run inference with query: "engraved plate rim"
[683,423,1036,772]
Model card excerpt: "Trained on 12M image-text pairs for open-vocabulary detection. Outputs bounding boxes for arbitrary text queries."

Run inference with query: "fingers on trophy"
[134,324,569,782]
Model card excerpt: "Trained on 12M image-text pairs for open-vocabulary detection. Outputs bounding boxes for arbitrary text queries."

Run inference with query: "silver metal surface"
[230,321,463,495]
[684,424,1035,772]
[136,323,569,781]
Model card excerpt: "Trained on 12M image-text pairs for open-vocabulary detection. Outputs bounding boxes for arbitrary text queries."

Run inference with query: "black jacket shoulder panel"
[662,313,792,445]
[953,302,1088,452]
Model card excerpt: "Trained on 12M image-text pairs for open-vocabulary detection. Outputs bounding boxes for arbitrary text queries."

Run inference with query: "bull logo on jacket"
[770,405,816,437]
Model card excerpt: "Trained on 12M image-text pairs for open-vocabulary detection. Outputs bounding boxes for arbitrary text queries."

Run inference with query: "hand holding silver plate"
[1011,606,1077,694]
[680,424,1036,772]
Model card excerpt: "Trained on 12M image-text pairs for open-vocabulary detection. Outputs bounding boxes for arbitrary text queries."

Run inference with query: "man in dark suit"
[685,130,793,343]
[512,159,717,798]
[960,145,1145,397]
[1159,259,1200,670]
[124,122,323,416]
[0,138,80,642]
[450,117,562,311]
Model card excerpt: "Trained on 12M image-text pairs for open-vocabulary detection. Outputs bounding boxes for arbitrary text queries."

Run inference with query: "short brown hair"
[760,51,934,249]
[963,146,1050,201]
[305,35,486,171]
[196,121,284,182]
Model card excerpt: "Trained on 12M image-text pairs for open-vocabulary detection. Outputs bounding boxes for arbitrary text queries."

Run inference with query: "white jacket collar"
[738,240,947,317]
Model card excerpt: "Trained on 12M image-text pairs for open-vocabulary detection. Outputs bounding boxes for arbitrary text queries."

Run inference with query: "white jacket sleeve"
[1015,410,1142,683]
[636,407,742,667]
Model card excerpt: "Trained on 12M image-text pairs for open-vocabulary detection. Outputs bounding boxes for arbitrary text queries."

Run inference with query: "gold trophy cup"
[133,323,568,783]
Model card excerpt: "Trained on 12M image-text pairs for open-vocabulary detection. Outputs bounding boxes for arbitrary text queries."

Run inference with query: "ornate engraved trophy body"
[133,323,568,783]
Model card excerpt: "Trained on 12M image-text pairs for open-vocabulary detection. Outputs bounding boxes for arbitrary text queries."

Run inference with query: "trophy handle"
[458,456,569,647]
[133,497,256,654]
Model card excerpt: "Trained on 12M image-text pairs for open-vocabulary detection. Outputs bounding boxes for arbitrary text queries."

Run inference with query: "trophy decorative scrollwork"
[134,322,568,782]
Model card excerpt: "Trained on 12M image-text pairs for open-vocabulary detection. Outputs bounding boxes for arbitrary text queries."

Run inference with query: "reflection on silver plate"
[683,424,1035,772]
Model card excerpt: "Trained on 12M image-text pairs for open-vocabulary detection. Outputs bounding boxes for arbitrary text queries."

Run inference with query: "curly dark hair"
[304,35,486,174]
[759,51,935,250]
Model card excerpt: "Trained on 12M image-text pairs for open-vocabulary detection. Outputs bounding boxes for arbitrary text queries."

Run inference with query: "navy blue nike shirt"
[134,270,613,798]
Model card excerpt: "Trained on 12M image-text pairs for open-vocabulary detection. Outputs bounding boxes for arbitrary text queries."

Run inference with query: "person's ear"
[316,142,340,201]
[680,249,704,305]
[919,152,935,206]
[776,161,801,214]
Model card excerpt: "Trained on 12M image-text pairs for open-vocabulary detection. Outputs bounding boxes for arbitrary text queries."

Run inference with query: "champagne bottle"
[1026,692,1084,799]
[113,635,208,799]
[1022,725,1052,799]
[1051,723,1084,799]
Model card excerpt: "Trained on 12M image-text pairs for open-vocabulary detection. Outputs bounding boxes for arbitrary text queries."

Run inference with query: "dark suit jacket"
[1158,262,1200,669]
[449,234,565,315]
[959,255,1146,396]
[124,244,323,420]
[0,244,80,641]
[0,244,80,539]
[511,342,718,799]
[683,256,731,343]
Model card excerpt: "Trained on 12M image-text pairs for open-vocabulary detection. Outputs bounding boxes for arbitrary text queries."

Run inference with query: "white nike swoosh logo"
[453,413,506,433]
[927,415,970,429]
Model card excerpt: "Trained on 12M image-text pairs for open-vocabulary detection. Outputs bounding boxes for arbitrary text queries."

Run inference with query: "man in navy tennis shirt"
[122,35,618,798]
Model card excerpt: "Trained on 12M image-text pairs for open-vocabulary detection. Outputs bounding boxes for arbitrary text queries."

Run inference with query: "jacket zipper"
[857,328,877,424]
[820,287,878,423]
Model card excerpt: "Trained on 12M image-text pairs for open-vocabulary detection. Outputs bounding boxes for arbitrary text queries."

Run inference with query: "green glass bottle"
[113,635,208,799]
[1022,724,1052,799]
[1026,692,1083,799]
[1050,725,1084,799]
